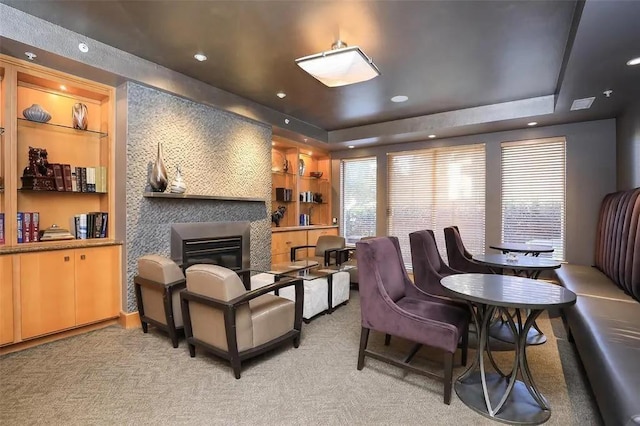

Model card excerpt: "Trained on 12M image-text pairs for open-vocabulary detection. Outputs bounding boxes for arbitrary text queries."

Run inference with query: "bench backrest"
[594,187,640,301]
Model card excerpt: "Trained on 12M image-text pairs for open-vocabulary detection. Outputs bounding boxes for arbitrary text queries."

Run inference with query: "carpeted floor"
[0,290,601,425]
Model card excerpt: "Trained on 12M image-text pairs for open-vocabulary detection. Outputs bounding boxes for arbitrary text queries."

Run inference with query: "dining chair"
[444,226,493,273]
[356,236,470,404]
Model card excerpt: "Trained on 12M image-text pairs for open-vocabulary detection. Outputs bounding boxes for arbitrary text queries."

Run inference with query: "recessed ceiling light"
[308,151,313,156]
[60,85,67,91]
[78,42,89,53]
[25,52,37,61]
[194,53,207,62]
[271,142,276,146]
[428,134,436,139]
[626,57,640,66]
[276,92,286,99]
[527,121,538,126]
[348,145,355,149]
[391,95,408,103]
[570,97,595,111]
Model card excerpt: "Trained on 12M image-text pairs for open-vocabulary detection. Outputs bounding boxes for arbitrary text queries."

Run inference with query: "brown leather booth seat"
[555,187,640,426]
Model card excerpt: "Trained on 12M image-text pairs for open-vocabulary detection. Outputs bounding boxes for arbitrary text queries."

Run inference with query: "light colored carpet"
[0,291,600,425]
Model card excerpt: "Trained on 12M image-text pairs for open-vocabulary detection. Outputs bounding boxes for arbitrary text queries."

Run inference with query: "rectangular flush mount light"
[296,45,381,87]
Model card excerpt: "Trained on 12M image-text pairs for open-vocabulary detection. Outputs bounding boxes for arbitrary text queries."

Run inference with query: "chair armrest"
[134,275,186,291]
[324,248,344,266]
[229,277,303,305]
[291,245,315,261]
[335,248,355,265]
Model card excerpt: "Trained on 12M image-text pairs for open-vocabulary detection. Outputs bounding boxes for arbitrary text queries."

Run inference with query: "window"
[387,144,486,269]
[501,137,566,261]
[341,157,377,244]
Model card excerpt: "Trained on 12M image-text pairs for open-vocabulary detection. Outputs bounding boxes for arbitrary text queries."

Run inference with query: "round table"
[441,274,576,425]
[489,242,554,257]
[473,254,562,345]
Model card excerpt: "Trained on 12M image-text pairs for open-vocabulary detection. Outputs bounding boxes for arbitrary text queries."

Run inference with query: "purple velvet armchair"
[409,229,466,302]
[443,226,493,273]
[356,236,470,405]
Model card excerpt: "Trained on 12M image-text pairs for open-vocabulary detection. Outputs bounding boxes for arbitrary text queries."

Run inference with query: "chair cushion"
[140,286,183,327]
[314,235,345,257]
[249,294,295,347]
[138,254,184,284]
[556,264,636,301]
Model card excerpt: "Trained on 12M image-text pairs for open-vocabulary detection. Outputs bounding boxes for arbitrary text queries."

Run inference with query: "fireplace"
[170,221,251,271]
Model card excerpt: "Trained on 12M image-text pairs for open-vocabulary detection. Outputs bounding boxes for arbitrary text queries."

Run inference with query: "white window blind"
[341,157,377,244]
[388,144,486,269]
[501,137,566,261]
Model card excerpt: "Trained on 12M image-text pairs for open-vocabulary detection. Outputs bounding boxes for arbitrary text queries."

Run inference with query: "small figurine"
[271,205,287,227]
[21,146,56,190]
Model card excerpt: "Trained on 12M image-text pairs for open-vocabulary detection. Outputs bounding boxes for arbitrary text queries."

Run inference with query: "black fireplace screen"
[182,236,242,270]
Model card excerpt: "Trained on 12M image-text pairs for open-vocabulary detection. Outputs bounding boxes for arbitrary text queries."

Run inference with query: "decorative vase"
[22,104,52,123]
[72,103,88,130]
[298,158,306,176]
[169,166,186,194]
[149,142,168,192]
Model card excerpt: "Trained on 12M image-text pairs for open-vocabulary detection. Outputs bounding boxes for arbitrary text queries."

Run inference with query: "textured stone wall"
[125,82,272,311]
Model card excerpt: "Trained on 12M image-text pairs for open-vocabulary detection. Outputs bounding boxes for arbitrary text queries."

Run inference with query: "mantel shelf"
[143,192,265,202]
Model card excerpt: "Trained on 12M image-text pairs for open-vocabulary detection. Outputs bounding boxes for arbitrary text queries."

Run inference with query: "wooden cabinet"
[75,245,119,325]
[272,230,307,264]
[20,250,76,339]
[0,255,14,345]
[19,245,120,340]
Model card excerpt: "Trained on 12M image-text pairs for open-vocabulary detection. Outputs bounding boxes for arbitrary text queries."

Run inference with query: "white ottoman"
[279,270,350,320]
[326,270,350,310]
[250,273,275,294]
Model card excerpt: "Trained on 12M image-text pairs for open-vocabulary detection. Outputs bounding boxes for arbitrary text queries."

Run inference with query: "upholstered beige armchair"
[134,255,186,348]
[290,235,345,266]
[180,264,304,379]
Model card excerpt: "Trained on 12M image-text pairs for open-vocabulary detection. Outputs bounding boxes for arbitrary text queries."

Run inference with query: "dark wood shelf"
[18,189,106,194]
[143,192,264,202]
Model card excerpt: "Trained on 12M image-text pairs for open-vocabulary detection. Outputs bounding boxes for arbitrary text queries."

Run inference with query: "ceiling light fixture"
[194,53,207,62]
[626,57,640,66]
[78,42,89,53]
[570,97,595,111]
[391,95,408,103]
[25,52,37,61]
[527,121,538,126]
[295,40,380,87]
[428,134,436,139]
[60,85,67,91]
[276,92,286,99]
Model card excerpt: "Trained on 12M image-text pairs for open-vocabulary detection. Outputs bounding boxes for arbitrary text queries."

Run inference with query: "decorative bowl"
[23,104,52,123]
[310,171,323,178]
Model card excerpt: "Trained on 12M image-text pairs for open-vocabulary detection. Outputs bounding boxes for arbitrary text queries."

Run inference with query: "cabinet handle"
[80,255,86,260]
[286,241,292,245]
[64,256,70,262]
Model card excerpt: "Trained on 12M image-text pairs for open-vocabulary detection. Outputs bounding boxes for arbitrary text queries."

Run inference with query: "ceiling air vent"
[570,97,596,111]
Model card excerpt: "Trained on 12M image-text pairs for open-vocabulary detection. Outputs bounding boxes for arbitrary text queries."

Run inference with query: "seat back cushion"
[137,255,185,326]
[185,264,252,351]
[594,188,640,301]
[314,235,345,257]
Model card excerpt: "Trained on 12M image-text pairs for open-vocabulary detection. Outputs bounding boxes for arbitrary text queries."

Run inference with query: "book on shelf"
[62,164,73,191]
[16,211,40,243]
[24,212,31,243]
[17,212,23,243]
[71,168,78,192]
[52,164,65,191]
[71,212,108,239]
[0,213,4,245]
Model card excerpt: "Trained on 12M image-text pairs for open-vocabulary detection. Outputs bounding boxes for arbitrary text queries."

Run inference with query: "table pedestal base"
[455,372,550,425]
[489,321,547,345]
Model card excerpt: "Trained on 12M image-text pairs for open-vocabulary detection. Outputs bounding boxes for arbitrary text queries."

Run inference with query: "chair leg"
[231,358,242,379]
[293,334,300,348]
[188,343,195,357]
[384,334,391,346]
[460,324,469,367]
[357,327,370,370]
[141,321,148,333]
[443,352,454,405]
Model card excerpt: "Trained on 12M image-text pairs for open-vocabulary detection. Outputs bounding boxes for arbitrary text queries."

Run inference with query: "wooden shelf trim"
[143,192,265,202]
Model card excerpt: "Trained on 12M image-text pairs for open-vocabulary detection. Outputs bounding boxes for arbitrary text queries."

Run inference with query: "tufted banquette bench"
[555,187,639,426]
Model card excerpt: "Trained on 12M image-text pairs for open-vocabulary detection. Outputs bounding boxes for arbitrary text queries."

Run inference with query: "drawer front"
[272,231,307,256]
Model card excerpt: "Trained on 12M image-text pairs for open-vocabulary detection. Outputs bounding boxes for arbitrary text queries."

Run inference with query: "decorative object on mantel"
[39,224,75,241]
[169,166,186,194]
[298,158,306,176]
[271,205,287,227]
[22,104,52,123]
[149,142,168,192]
[21,146,56,191]
[72,102,88,130]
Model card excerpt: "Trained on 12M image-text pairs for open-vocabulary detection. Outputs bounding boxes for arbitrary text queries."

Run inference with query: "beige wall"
[616,101,640,190]
[331,119,616,266]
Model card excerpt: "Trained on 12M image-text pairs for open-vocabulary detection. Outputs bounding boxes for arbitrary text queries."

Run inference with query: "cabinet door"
[0,255,14,345]
[272,230,307,259]
[20,250,76,339]
[75,246,120,325]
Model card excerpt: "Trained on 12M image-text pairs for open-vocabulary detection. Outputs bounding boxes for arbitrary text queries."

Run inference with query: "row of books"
[71,212,109,240]
[47,165,107,193]
[17,212,40,243]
